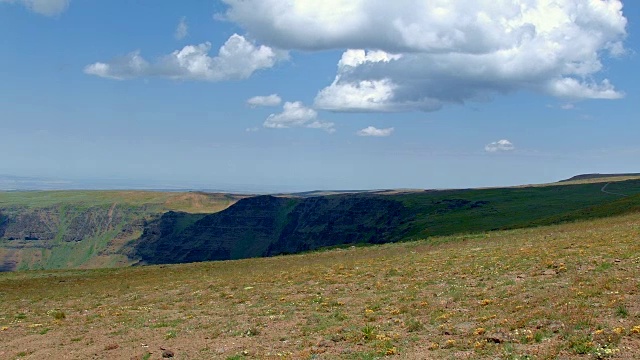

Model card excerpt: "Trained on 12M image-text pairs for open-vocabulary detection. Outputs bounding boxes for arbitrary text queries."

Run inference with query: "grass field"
[397,179,640,240]
[1,212,639,359]
[0,190,245,213]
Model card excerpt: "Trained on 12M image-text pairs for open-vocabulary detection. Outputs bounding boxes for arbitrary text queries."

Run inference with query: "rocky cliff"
[135,195,415,264]
[0,191,243,271]
[0,204,147,271]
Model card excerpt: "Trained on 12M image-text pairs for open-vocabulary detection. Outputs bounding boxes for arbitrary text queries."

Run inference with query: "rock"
[104,343,119,350]
[485,331,510,344]
[162,349,174,358]
[317,339,332,348]
[549,321,565,333]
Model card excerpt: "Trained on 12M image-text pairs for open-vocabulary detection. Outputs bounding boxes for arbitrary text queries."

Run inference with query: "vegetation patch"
[1,212,640,358]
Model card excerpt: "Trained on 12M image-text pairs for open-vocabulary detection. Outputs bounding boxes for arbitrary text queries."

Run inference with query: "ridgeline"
[2,176,640,270]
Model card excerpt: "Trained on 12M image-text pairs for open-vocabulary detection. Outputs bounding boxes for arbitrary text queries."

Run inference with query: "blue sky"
[0,0,638,191]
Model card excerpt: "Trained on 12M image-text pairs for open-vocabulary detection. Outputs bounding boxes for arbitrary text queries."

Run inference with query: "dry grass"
[0,190,245,213]
[540,176,640,187]
[1,213,640,359]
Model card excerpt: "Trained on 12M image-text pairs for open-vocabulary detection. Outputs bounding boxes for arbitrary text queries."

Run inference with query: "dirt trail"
[106,203,116,230]
[600,182,628,197]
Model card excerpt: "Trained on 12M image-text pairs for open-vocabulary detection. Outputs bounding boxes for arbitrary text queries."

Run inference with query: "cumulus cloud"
[356,126,394,137]
[175,17,188,40]
[247,94,282,107]
[222,0,627,112]
[263,102,335,133]
[485,139,515,153]
[84,34,287,81]
[1,0,69,16]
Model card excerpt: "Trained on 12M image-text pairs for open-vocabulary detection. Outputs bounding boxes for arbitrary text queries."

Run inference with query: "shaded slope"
[136,196,294,264]
[135,195,414,264]
[135,179,640,265]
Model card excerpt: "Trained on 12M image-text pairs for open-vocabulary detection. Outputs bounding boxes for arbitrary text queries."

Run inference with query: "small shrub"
[569,335,594,355]
[332,311,348,321]
[593,344,619,359]
[385,346,397,355]
[534,331,544,343]
[615,305,629,318]
[47,309,65,320]
[361,324,376,341]
[596,262,613,272]
[406,319,423,332]
[443,339,456,348]
[225,355,245,360]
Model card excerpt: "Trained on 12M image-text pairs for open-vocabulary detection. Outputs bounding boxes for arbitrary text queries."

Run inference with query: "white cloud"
[175,17,188,40]
[356,126,394,137]
[223,0,627,112]
[245,127,260,132]
[247,94,282,107]
[485,139,515,153]
[546,78,623,100]
[263,102,335,133]
[84,34,287,81]
[0,0,69,16]
[223,0,627,54]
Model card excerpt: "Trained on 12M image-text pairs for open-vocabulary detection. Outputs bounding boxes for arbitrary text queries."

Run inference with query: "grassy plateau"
[1,211,639,359]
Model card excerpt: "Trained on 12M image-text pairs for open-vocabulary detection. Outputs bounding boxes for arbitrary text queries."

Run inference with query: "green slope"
[133,178,640,265]
[3,178,640,270]
[397,179,640,240]
[0,191,246,271]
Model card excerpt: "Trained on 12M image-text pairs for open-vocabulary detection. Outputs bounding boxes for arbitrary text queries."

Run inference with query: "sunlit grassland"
[0,190,244,213]
[1,212,639,359]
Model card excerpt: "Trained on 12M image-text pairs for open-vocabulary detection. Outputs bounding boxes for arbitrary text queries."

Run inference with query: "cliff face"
[268,196,412,255]
[1,208,59,241]
[135,196,293,264]
[135,195,415,265]
[0,205,145,271]
[0,205,129,242]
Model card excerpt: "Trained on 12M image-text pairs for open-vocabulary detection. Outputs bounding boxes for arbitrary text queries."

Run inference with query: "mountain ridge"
[2,175,640,271]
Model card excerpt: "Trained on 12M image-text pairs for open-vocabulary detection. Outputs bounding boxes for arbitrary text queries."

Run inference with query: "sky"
[0,0,638,192]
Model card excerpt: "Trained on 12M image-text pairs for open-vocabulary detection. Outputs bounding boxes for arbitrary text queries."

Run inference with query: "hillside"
[3,178,640,271]
[1,212,639,359]
[0,191,246,271]
[135,195,413,264]
[134,179,640,265]
[560,173,640,183]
